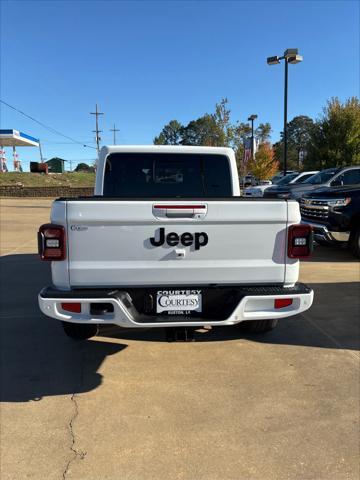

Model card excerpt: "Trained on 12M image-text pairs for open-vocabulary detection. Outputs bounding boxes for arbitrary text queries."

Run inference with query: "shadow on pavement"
[0,254,359,402]
[303,243,358,262]
[0,255,126,403]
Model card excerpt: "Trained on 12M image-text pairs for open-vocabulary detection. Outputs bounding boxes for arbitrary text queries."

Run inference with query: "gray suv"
[264,166,360,199]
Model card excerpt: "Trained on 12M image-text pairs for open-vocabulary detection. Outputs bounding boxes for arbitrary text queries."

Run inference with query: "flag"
[243,138,252,165]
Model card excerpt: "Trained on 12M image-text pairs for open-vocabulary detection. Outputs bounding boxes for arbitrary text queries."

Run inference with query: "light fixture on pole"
[247,114,258,161]
[267,48,303,175]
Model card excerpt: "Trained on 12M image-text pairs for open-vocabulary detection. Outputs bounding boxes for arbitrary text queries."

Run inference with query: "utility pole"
[39,140,44,162]
[90,103,104,156]
[110,123,120,144]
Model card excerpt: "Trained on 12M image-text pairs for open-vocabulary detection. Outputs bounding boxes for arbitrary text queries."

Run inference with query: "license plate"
[156,290,202,314]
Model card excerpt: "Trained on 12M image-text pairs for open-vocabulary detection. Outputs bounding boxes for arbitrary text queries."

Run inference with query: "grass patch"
[0,172,95,187]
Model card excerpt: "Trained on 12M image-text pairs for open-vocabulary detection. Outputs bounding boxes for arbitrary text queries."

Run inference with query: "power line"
[0,99,97,150]
[41,141,95,145]
[17,158,97,163]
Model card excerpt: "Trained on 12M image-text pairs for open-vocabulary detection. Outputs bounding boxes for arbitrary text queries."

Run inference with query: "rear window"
[277,173,298,185]
[304,168,340,185]
[293,173,316,184]
[103,153,232,197]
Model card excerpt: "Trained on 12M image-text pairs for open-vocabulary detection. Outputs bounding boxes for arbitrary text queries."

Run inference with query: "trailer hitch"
[165,327,196,342]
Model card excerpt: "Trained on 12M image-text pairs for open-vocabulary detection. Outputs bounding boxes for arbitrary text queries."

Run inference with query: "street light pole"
[267,49,303,176]
[283,58,288,175]
[250,118,255,160]
[247,114,258,161]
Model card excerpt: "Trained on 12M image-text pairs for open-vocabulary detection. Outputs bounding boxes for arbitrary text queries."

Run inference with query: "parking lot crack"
[62,392,87,480]
[62,347,87,480]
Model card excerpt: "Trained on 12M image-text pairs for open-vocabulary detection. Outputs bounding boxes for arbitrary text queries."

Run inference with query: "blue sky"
[0,0,359,170]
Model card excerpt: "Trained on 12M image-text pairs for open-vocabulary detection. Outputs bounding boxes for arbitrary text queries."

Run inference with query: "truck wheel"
[62,322,99,340]
[240,319,278,333]
[349,226,360,259]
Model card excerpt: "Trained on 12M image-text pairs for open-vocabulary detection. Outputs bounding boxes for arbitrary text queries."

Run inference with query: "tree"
[287,115,314,168]
[182,114,225,146]
[153,120,184,145]
[212,98,233,146]
[154,98,243,149]
[181,98,232,147]
[273,140,299,171]
[152,98,273,177]
[249,143,279,180]
[255,122,272,144]
[287,115,314,149]
[75,162,94,172]
[306,97,360,169]
[210,98,261,152]
[274,115,314,170]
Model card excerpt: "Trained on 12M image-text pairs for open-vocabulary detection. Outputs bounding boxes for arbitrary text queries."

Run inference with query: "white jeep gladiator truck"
[38,145,314,340]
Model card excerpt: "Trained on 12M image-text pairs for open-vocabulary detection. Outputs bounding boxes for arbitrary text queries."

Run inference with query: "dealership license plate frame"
[156,290,202,315]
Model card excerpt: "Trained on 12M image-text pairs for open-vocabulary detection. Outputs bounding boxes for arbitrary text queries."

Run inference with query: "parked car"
[264,166,360,200]
[37,145,314,341]
[264,171,319,198]
[241,174,257,187]
[245,173,315,198]
[290,171,319,183]
[300,185,360,258]
[244,180,272,198]
[271,171,298,184]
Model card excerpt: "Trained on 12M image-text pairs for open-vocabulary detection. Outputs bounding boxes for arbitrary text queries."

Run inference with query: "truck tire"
[349,226,360,259]
[62,322,99,340]
[240,319,278,333]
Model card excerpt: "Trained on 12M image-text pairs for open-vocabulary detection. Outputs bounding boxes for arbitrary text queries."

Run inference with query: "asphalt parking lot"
[0,198,359,480]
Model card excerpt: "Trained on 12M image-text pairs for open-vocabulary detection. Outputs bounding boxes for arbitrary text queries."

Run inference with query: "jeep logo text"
[149,228,208,250]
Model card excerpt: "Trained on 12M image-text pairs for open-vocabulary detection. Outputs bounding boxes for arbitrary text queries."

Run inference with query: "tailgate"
[65,200,289,287]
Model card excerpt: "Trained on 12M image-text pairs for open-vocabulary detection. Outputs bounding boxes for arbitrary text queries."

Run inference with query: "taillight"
[61,303,81,313]
[288,224,313,258]
[38,224,66,261]
[274,298,293,309]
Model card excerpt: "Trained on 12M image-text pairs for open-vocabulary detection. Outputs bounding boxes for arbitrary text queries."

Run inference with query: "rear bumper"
[301,220,350,243]
[38,284,314,328]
